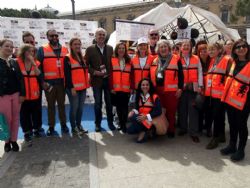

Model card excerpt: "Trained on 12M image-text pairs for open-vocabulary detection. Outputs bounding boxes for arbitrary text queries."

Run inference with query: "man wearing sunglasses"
[37,29,69,136]
[148,28,160,57]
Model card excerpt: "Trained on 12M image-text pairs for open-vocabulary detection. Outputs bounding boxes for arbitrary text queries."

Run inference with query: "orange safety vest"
[131,55,154,89]
[66,54,89,91]
[221,61,250,110]
[42,44,68,80]
[139,94,158,129]
[181,55,199,88]
[150,54,179,92]
[17,58,40,100]
[111,57,131,93]
[205,56,231,99]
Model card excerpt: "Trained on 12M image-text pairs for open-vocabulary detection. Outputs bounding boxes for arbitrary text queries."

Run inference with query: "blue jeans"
[127,114,147,134]
[66,89,86,129]
[92,78,113,127]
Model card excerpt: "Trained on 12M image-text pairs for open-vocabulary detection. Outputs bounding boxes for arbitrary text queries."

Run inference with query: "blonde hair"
[18,44,35,61]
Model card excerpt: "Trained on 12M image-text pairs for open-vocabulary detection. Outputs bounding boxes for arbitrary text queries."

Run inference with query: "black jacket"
[0,58,25,97]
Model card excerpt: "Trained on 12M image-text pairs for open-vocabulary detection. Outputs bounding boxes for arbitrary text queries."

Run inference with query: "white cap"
[137,37,148,45]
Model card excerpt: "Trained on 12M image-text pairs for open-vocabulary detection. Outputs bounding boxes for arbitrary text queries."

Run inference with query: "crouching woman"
[127,78,163,143]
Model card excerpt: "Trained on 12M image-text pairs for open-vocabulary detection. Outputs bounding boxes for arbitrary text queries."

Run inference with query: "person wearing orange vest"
[110,42,131,133]
[131,37,154,90]
[37,29,69,136]
[150,40,183,138]
[148,28,159,57]
[178,40,203,143]
[205,42,233,149]
[64,38,89,136]
[18,44,42,143]
[220,39,250,162]
[194,41,213,137]
[127,78,162,143]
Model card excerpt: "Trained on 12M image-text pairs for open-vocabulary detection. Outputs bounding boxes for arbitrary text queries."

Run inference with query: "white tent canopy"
[108,2,240,47]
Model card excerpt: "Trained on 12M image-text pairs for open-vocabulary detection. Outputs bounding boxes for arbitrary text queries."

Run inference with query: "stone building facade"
[59,0,249,37]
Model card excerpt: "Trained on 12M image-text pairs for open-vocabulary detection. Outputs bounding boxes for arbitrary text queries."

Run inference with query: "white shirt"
[139,57,147,69]
[97,44,104,54]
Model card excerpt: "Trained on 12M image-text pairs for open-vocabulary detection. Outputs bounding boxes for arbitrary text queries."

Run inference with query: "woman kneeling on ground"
[127,78,162,143]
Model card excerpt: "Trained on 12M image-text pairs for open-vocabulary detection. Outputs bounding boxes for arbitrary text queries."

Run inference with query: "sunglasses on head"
[49,34,58,38]
[235,44,248,50]
[150,33,158,37]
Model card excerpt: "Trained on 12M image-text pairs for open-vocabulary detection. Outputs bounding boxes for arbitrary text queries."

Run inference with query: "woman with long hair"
[110,42,131,133]
[0,39,25,152]
[220,39,250,162]
[205,42,233,149]
[150,40,183,138]
[64,38,89,136]
[127,78,162,143]
[18,44,43,143]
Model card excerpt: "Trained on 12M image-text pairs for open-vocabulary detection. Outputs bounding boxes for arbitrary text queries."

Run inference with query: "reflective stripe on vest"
[111,57,131,92]
[17,58,40,100]
[66,54,89,91]
[131,55,153,89]
[42,44,68,80]
[150,55,179,91]
[205,56,230,98]
[139,94,158,129]
[221,61,250,110]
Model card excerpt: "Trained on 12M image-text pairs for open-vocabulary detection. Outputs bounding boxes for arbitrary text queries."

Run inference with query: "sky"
[0,0,142,13]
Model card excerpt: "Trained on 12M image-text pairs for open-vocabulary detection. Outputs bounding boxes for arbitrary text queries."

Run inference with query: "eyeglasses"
[49,34,58,38]
[150,33,158,37]
[235,44,248,50]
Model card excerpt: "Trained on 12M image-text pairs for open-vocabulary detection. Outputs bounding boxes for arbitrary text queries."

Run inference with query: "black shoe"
[33,130,42,138]
[61,124,69,134]
[95,126,101,132]
[220,145,236,156]
[77,125,88,134]
[24,133,32,142]
[191,136,200,143]
[108,124,116,131]
[178,130,187,136]
[4,143,11,152]
[38,127,45,133]
[206,138,219,150]
[11,141,19,152]
[72,127,83,137]
[46,127,59,137]
[231,150,245,162]
[167,132,175,138]
[136,132,148,143]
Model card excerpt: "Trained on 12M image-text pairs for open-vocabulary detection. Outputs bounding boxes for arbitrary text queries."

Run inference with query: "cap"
[137,37,148,45]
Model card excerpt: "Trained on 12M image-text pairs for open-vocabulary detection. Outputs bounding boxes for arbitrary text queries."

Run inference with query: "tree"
[235,0,250,17]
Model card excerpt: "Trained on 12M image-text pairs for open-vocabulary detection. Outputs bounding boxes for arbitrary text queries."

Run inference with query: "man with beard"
[148,28,160,57]
[37,29,69,136]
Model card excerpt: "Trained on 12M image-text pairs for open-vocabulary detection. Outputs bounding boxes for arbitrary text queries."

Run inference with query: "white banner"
[177,27,191,40]
[247,28,250,44]
[116,19,155,43]
[0,17,98,49]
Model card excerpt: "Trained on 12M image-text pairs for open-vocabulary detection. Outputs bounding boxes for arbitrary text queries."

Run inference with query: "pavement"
[1,90,250,187]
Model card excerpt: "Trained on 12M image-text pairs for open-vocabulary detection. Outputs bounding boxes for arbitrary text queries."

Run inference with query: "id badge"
[207,79,212,87]
[56,60,61,67]
[157,72,163,79]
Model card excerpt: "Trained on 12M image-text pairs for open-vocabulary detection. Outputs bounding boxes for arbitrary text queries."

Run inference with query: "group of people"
[0,27,249,162]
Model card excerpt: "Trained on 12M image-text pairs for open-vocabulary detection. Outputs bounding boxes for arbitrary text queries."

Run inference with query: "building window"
[246,15,250,23]
[99,18,106,29]
[221,10,229,24]
[113,16,120,30]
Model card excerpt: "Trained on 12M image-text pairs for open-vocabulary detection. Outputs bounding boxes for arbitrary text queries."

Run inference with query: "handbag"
[0,113,10,141]
[152,108,169,135]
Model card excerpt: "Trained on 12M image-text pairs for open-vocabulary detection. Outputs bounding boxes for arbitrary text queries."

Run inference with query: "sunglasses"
[49,34,59,38]
[235,44,248,50]
[150,33,158,37]
[24,41,35,45]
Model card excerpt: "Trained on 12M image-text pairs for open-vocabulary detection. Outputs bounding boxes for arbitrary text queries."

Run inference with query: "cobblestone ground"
[0,136,89,188]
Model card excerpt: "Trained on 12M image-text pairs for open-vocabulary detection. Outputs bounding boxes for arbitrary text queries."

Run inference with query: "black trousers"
[227,105,250,150]
[113,92,130,129]
[211,98,226,138]
[20,99,42,134]
[198,97,213,132]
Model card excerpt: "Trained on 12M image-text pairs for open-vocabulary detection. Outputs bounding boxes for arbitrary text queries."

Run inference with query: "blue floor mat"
[18,104,110,139]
